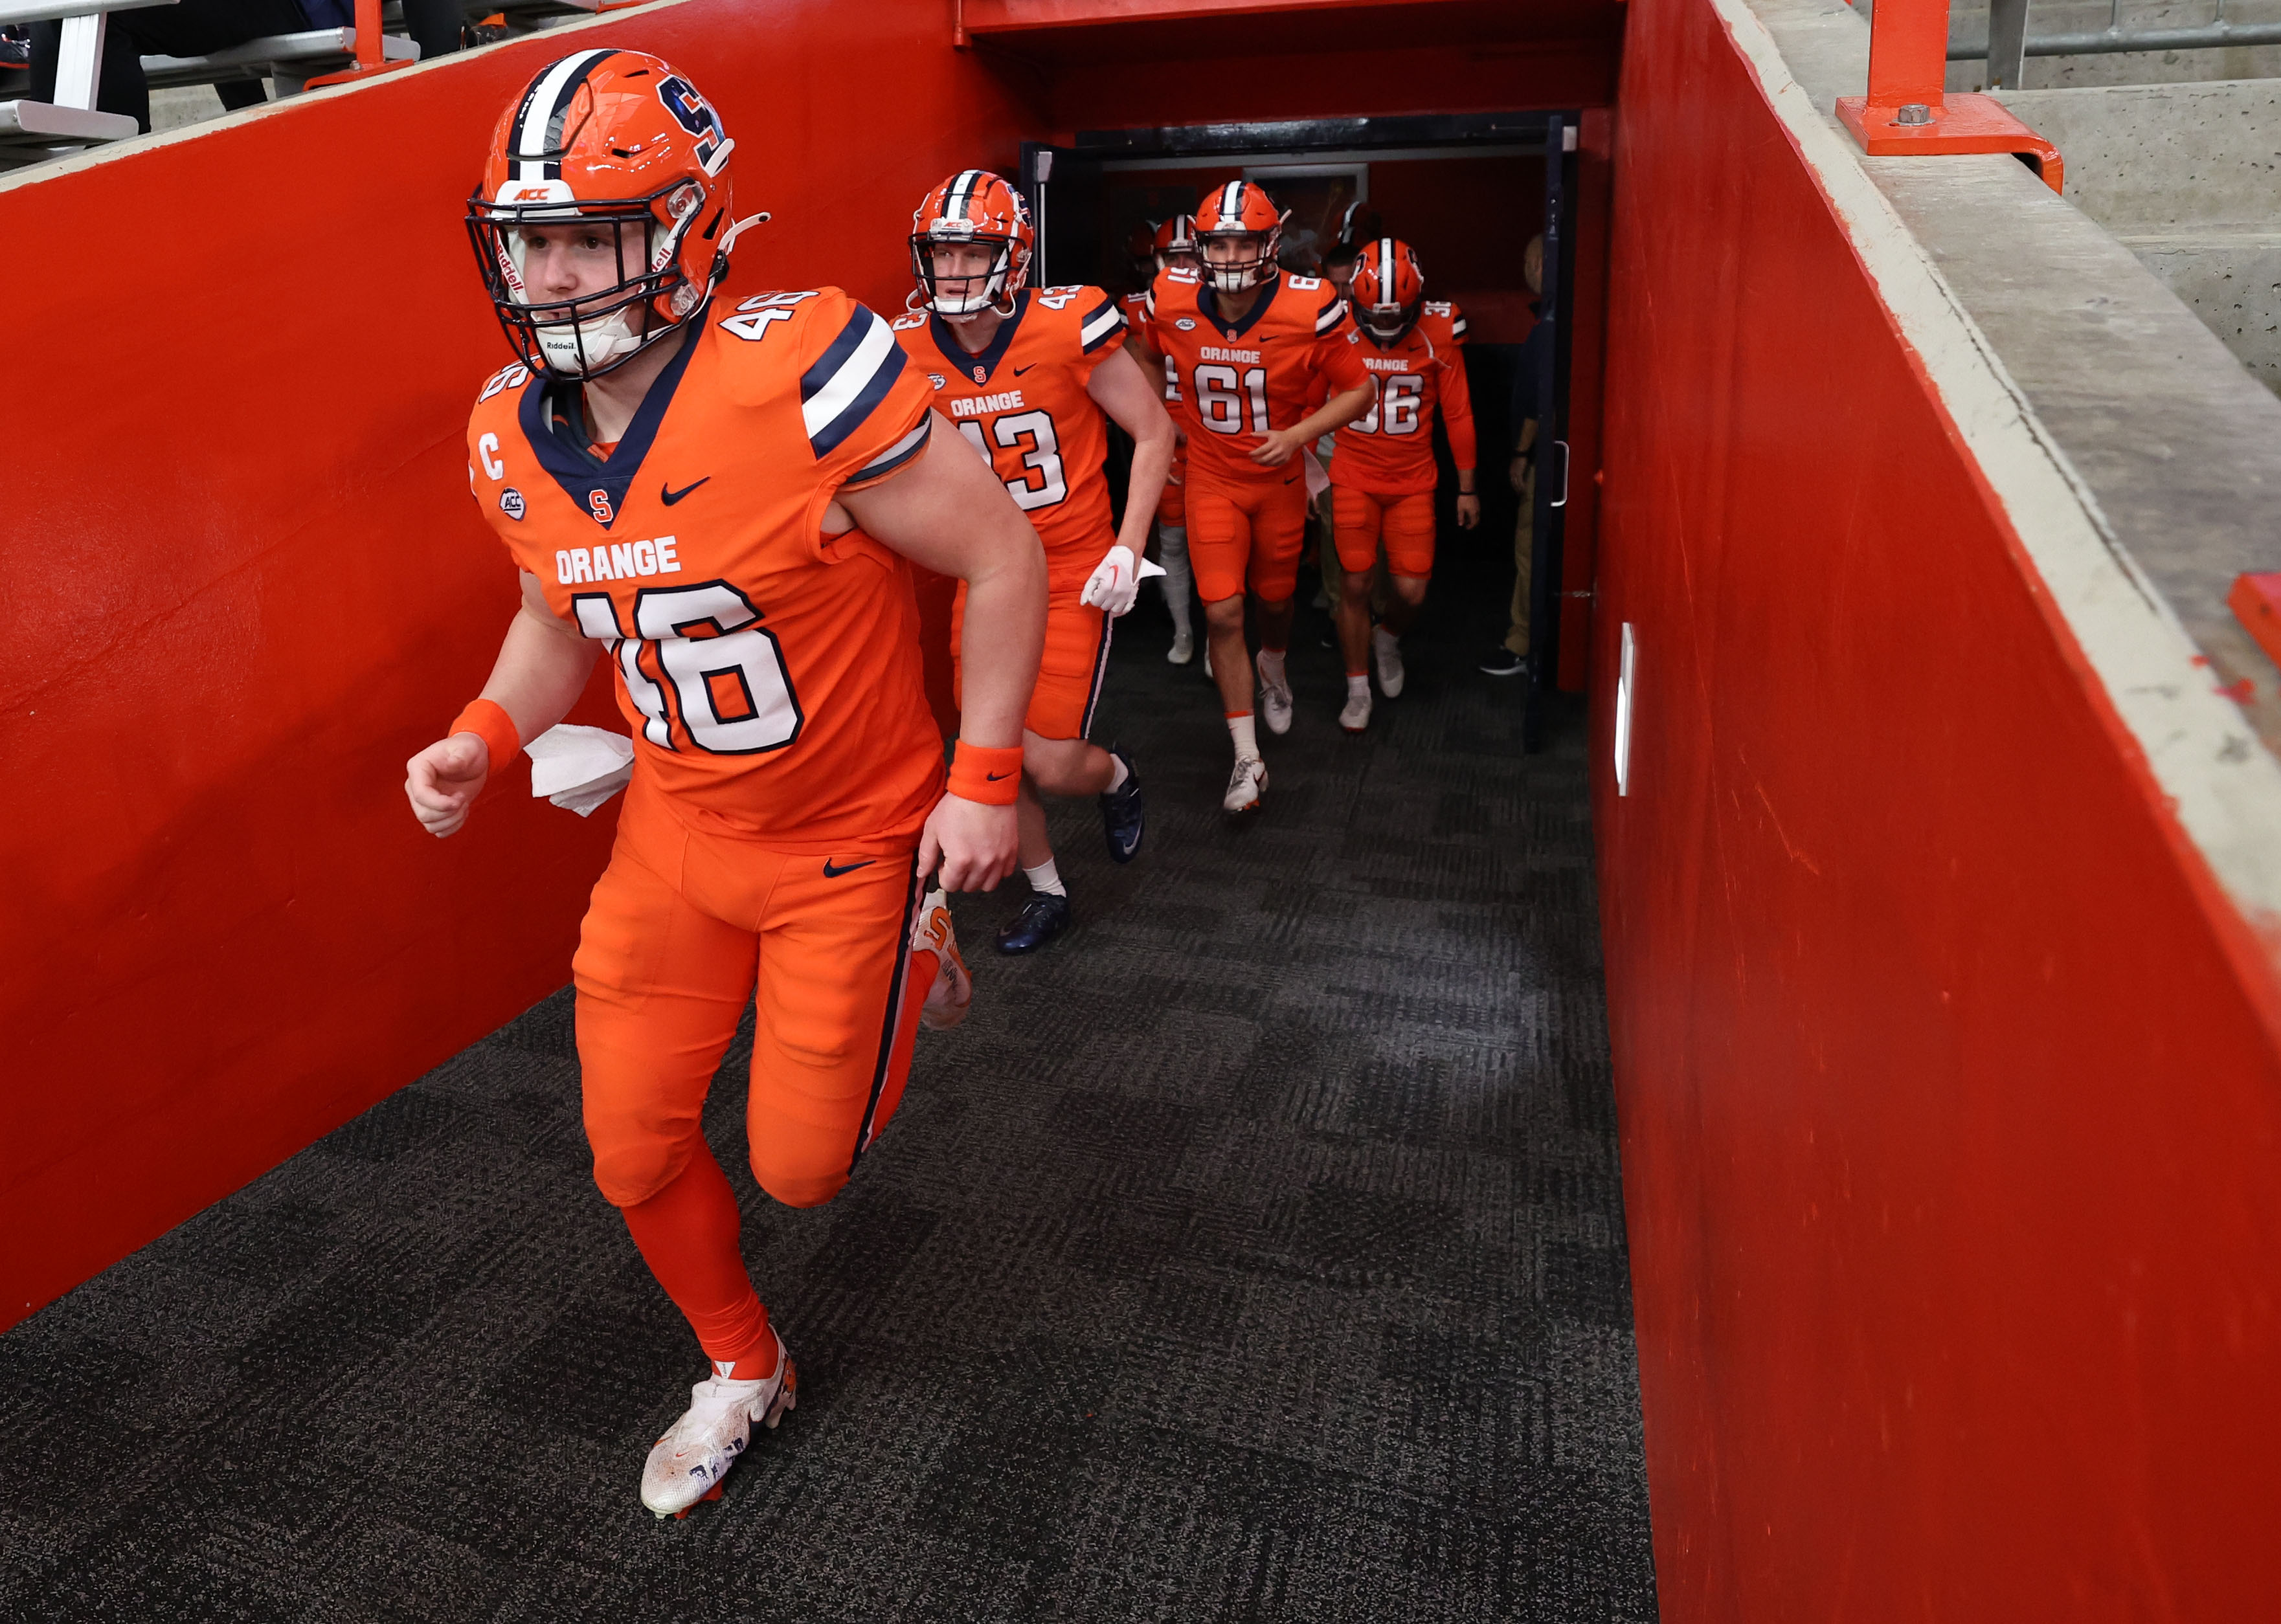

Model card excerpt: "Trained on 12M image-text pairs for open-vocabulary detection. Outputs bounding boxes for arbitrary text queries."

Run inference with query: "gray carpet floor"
[0,577,1656,1623]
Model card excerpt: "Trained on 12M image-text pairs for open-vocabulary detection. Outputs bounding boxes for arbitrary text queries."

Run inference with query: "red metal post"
[304,0,410,87]
[1835,0,2065,190]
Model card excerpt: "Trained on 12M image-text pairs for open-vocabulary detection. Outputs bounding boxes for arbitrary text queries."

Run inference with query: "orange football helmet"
[467,49,741,379]
[1194,181,1284,294]
[1152,213,1198,273]
[1351,237,1426,342]
[910,170,1034,319]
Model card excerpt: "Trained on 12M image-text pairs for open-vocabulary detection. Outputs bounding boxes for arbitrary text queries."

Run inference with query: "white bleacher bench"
[141,25,416,95]
[0,0,169,152]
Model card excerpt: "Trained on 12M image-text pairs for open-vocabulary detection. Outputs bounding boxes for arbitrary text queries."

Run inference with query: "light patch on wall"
[1615,621,1636,797]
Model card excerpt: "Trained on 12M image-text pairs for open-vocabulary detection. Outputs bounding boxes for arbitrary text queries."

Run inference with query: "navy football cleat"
[1099,746,1145,863]
[995,892,1072,955]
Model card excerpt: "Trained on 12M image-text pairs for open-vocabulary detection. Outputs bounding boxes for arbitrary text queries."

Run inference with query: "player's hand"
[405,732,491,838]
[1250,426,1311,467]
[920,793,1019,892]
[1455,493,1481,529]
[1080,544,1143,617]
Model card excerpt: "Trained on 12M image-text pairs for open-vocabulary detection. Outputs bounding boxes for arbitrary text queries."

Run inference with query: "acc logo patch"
[499,487,526,521]
[588,489,615,526]
[927,372,947,390]
[1175,318,1197,329]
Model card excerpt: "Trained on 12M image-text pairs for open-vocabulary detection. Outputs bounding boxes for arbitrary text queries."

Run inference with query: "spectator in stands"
[29,0,462,131]
[1484,233,1548,678]
[31,0,304,126]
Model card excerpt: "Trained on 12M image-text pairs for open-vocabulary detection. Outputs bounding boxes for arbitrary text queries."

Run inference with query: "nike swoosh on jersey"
[1012,363,1036,376]
[660,476,710,506]
[822,858,876,877]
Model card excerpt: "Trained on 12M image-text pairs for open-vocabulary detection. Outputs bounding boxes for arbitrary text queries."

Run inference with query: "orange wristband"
[946,741,1023,805]
[449,698,521,773]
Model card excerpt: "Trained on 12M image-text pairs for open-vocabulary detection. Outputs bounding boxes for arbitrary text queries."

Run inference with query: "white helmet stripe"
[947,168,983,220]
[1220,180,1244,223]
[512,49,613,183]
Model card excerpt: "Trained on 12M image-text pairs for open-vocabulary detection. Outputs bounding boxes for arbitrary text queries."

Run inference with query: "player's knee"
[750,1156,846,1209]
[1339,569,1374,606]
[1203,595,1245,630]
[1024,736,1094,795]
[1391,573,1428,606]
[589,1137,690,1208]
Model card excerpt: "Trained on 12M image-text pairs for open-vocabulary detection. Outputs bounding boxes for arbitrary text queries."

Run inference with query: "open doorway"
[1018,113,1584,748]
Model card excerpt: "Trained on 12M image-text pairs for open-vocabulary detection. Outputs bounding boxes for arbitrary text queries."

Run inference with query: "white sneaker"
[1167,627,1194,665]
[1339,687,1373,733]
[1257,662,1294,735]
[1222,755,1268,814]
[912,887,970,1031]
[1372,627,1406,698]
[640,1341,797,1518]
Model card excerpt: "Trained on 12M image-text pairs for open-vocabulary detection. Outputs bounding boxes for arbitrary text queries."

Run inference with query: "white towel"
[523,724,635,818]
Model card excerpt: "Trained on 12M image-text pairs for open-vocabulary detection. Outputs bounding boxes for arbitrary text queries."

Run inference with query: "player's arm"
[405,571,599,838]
[1077,345,1177,615]
[837,410,1047,893]
[1441,350,1482,530]
[1094,346,1174,549]
[1252,375,1375,467]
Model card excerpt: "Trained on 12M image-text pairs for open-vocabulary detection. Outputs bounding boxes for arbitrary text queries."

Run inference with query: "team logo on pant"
[589,489,616,526]
[500,487,526,521]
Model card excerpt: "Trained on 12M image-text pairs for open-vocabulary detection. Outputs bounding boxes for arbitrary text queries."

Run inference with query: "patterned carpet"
[0,572,1656,1623]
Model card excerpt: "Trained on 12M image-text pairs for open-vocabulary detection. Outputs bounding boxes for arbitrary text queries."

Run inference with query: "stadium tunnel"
[6,0,2281,1616]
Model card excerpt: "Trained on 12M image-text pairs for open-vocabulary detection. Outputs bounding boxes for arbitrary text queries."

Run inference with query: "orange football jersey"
[1144,265,1371,484]
[465,285,945,851]
[892,285,1124,592]
[1120,287,1189,425]
[1329,302,1477,496]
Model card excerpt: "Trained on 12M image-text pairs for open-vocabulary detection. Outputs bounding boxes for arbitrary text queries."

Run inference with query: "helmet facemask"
[1197,227,1279,295]
[467,178,714,381]
[1360,299,1420,343]
[910,224,1022,320]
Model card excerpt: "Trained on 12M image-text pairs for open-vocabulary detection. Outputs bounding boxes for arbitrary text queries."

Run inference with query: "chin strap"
[719,212,771,255]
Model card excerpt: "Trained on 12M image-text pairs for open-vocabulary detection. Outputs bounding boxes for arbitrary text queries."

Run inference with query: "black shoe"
[1098,746,1145,863]
[1479,645,1525,677]
[995,891,1071,955]
[0,29,29,69]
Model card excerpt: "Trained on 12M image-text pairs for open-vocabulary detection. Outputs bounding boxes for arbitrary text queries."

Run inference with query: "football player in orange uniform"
[401,52,1047,1519]
[1328,238,1479,732]
[893,171,1172,954]
[1121,214,1201,665]
[1137,182,1376,814]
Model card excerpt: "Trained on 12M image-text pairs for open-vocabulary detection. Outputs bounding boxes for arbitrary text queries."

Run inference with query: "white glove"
[523,723,635,817]
[1079,544,1166,617]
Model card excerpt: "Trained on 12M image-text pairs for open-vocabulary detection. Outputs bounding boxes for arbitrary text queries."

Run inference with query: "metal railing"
[1951,0,2281,76]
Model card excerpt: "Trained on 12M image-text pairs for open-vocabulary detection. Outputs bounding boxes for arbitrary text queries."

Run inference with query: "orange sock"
[619,1146,777,1377]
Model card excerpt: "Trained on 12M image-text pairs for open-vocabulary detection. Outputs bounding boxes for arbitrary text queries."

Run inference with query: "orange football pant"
[1332,485,1438,581]
[572,773,938,1363]
[1187,465,1310,604]
[575,774,936,1212]
[952,590,1111,742]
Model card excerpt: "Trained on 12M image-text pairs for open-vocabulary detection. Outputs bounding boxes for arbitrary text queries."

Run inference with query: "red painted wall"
[1596,0,2281,1614]
[0,0,1042,1330]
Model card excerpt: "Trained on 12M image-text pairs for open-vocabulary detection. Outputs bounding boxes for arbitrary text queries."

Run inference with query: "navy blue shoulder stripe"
[1078,298,1125,353]
[801,304,907,460]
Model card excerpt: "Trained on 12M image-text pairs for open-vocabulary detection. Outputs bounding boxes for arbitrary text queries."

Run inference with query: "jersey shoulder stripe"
[1079,296,1125,353]
[1314,296,1349,337]
[801,304,906,457]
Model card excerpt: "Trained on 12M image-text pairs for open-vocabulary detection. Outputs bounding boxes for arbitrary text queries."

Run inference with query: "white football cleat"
[912,887,971,1031]
[640,1342,797,1520]
[1257,662,1294,735]
[1167,627,1194,665]
[1339,687,1373,734]
[1222,755,1268,815]
[1372,627,1406,698]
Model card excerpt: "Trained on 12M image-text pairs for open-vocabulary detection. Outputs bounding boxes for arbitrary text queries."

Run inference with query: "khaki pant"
[1506,464,1535,658]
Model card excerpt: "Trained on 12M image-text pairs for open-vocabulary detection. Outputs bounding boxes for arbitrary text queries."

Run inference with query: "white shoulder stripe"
[849,417,931,482]
[1080,305,1123,344]
[801,309,897,439]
